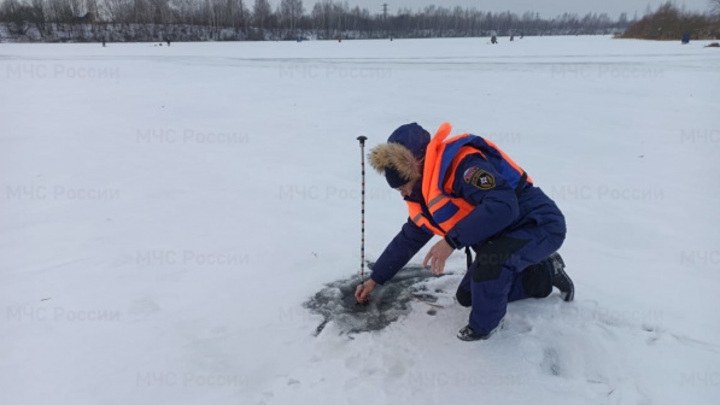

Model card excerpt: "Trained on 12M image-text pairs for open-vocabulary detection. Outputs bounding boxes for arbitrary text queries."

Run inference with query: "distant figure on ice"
[681,33,690,44]
[355,123,574,341]
[510,35,514,41]
[491,35,498,44]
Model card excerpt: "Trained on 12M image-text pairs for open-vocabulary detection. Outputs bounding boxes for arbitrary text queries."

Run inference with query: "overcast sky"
[271,0,712,18]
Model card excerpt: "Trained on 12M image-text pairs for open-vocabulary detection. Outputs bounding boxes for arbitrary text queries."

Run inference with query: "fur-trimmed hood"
[369,123,430,183]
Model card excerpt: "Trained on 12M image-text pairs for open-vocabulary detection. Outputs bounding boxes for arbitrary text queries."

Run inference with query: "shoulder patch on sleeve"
[467,169,496,190]
[462,167,480,183]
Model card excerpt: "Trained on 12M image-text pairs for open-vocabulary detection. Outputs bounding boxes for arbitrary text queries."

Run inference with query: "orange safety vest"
[406,123,532,237]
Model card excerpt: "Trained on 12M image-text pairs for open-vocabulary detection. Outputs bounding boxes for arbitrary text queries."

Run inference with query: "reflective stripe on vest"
[407,202,446,235]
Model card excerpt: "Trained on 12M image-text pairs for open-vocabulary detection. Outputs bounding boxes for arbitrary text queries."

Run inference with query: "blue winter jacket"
[370,130,566,285]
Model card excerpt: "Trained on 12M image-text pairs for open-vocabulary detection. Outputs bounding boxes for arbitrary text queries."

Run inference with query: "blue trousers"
[456,227,565,334]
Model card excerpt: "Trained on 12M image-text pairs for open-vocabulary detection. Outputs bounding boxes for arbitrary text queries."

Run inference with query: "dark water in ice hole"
[304,263,454,336]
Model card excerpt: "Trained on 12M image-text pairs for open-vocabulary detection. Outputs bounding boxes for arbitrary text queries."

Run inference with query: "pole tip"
[357,135,367,144]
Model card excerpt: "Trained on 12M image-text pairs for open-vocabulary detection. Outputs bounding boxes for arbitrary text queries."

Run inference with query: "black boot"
[456,321,503,342]
[549,252,574,302]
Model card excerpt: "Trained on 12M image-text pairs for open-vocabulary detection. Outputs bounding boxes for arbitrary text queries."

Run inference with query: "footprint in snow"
[541,347,562,377]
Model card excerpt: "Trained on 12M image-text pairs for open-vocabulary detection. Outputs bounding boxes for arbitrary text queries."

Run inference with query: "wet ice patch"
[304,263,450,336]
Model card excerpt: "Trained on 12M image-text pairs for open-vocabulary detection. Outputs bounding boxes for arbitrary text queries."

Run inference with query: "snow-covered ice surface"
[1,36,719,405]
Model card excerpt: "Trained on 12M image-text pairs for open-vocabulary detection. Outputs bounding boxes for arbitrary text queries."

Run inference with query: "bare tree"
[30,0,46,26]
[144,0,171,24]
[171,0,198,25]
[1,0,30,33]
[232,0,248,31]
[710,0,720,16]
[280,0,302,33]
[252,0,270,28]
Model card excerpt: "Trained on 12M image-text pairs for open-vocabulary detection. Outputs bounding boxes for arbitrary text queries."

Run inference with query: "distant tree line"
[621,1,719,40]
[0,0,710,42]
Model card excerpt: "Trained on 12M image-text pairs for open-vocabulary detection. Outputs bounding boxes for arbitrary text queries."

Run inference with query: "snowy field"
[1,36,719,405]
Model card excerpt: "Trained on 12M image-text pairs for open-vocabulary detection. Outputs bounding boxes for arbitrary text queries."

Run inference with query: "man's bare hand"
[423,239,455,275]
[355,279,377,303]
